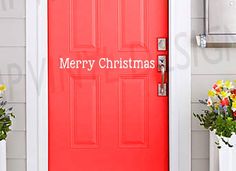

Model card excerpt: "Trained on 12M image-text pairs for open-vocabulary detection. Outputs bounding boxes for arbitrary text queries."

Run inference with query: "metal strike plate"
[158,55,166,71]
[157,38,167,51]
[158,83,167,96]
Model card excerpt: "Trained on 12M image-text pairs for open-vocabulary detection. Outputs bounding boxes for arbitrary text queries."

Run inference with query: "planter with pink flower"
[193,80,236,171]
[0,85,14,171]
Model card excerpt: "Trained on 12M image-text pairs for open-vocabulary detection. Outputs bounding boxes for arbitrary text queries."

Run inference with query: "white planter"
[210,132,236,171]
[0,141,6,171]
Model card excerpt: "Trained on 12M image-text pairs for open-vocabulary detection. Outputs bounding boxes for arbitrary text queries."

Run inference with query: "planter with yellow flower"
[193,80,236,171]
[0,84,14,171]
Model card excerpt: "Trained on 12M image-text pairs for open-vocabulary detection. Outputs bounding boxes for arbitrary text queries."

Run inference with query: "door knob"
[158,56,167,96]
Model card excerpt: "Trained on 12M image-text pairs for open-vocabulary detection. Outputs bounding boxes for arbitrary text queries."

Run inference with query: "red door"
[49,0,168,170]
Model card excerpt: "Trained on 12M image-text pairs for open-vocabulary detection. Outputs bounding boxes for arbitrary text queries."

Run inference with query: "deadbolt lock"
[157,38,167,51]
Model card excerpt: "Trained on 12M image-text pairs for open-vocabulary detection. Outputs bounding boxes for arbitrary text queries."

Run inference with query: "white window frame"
[26,0,191,171]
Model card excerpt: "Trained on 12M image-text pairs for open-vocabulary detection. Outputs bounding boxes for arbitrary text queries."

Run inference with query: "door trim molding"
[26,0,48,170]
[169,0,191,170]
[26,0,191,170]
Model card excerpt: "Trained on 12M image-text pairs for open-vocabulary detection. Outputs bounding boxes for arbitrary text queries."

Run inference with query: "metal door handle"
[158,55,167,96]
[160,64,165,94]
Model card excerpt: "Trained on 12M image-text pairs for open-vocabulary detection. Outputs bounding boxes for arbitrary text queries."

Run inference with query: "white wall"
[191,0,236,171]
[0,0,26,171]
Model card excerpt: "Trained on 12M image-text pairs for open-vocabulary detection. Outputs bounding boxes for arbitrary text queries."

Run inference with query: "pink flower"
[221,98,229,107]
[213,84,221,93]
[213,84,218,89]
[231,89,236,95]
[233,112,236,117]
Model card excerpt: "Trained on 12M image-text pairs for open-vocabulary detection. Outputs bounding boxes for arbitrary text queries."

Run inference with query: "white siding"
[191,0,209,170]
[0,0,26,171]
[191,0,236,170]
[7,159,26,171]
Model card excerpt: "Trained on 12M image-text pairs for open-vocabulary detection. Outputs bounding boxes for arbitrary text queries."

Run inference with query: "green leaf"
[0,102,15,141]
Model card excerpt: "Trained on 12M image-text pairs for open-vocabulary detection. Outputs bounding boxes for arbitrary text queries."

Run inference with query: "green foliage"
[0,101,14,141]
[194,107,236,148]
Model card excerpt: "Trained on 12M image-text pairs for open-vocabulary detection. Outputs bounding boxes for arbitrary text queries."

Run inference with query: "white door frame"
[26,0,191,171]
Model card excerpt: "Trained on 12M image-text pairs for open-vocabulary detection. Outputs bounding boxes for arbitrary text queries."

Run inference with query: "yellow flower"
[0,84,6,92]
[220,91,230,98]
[231,94,236,102]
[208,90,216,97]
[232,102,236,112]
[224,80,234,89]
[216,80,224,87]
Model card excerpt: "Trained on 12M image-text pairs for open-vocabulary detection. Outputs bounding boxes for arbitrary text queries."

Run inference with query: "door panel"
[70,75,100,148]
[118,0,148,51]
[119,76,149,148]
[49,0,168,170]
[70,0,100,51]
